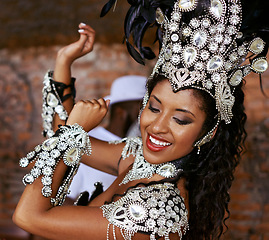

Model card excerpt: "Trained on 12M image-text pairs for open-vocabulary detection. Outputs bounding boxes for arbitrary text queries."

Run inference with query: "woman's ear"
[211,126,218,139]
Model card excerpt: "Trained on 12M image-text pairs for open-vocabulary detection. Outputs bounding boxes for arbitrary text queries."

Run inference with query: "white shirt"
[68,126,119,199]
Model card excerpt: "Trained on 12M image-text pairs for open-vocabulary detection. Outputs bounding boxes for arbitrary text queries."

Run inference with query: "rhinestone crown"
[150,0,268,124]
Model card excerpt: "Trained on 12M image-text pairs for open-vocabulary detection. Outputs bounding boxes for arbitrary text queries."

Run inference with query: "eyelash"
[148,103,159,113]
[149,103,191,126]
[173,117,191,126]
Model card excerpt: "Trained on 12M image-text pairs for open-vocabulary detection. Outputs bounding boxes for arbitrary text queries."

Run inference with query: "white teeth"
[149,135,171,146]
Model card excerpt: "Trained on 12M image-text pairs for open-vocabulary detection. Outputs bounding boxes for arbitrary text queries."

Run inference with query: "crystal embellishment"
[192,30,207,48]
[63,148,79,166]
[229,70,243,86]
[129,204,147,221]
[156,163,177,178]
[42,72,69,138]
[47,93,58,108]
[42,137,58,151]
[207,56,223,71]
[23,174,34,184]
[20,158,29,168]
[178,0,197,11]
[251,58,269,74]
[210,0,224,19]
[249,38,265,55]
[183,47,197,65]
[156,8,165,24]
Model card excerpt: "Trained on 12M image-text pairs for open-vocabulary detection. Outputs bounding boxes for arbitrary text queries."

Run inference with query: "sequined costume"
[100,137,188,240]
[101,182,189,240]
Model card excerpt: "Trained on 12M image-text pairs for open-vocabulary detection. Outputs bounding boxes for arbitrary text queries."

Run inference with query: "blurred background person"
[68,75,147,201]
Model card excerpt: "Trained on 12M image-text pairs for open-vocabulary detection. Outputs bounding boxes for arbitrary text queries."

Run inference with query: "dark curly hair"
[146,74,247,240]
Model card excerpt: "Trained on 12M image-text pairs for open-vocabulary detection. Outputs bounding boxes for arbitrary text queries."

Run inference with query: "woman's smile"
[146,134,172,152]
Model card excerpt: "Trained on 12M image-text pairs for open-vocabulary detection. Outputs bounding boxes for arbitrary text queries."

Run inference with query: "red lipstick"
[146,134,171,152]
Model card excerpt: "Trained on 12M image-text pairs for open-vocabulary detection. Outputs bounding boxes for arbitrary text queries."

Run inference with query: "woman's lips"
[146,134,172,152]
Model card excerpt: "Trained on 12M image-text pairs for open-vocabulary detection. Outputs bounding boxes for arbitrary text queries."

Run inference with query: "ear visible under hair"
[211,125,218,139]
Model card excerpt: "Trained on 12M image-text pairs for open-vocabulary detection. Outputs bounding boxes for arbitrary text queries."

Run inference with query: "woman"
[13,0,268,239]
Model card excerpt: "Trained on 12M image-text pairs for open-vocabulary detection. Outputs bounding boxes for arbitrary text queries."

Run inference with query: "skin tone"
[140,80,207,165]
[12,23,207,240]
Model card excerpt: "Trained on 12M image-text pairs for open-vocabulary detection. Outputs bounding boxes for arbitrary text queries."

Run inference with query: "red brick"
[263,234,269,240]
[228,222,252,232]
[230,193,250,202]
[255,223,269,234]
[229,202,261,212]
[250,234,262,240]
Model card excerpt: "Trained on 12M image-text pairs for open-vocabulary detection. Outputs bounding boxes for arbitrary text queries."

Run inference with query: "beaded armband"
[19,124,91,206]
[42,71,76,138]
[101,182,189,240]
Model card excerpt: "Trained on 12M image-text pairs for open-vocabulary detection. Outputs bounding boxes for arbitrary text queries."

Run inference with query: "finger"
[105,99,110,108]
[96,98,109,109]
[88,99,99,104]
[85,99,101,108]
[80,24,95,33]
[78,22,87,28]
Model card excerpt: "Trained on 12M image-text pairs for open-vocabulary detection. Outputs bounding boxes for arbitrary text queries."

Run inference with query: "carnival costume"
[19,0,268,239]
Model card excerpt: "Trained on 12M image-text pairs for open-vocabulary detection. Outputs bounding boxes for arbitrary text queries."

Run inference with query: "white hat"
[105,75,147,105]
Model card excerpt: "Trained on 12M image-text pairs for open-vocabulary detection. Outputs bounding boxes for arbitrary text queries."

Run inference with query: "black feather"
[241,0,269,45]
[126,40,145,65]
[124,5,141,39]
[141,46,156,59]
[141,5,156,23]
[100,0,175,64]
[100,0,117,17]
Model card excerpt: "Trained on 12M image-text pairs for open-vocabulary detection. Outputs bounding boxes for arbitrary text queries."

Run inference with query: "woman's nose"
[151,114,169,134]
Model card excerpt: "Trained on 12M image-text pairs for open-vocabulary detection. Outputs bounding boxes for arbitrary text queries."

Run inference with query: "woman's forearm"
[52,55,75,130]
[13,160,67,232]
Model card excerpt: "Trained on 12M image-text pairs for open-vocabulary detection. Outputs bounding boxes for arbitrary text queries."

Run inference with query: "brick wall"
[0,0,138,49]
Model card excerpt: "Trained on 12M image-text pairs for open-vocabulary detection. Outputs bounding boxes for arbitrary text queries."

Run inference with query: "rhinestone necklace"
[120,142,182,185]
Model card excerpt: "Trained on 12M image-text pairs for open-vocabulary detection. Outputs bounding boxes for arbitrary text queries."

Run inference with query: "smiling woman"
[140,80,207,164]
[12,0,268,239]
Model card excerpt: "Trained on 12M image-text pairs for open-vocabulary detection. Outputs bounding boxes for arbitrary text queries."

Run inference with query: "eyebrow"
[153,95,196,118]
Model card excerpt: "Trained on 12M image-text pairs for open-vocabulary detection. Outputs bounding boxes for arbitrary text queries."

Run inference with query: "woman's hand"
[57,23,95,66]
[66,98,110,132]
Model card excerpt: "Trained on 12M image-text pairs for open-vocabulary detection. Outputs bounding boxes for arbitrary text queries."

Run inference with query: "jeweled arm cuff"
[42,71,76,138]
[19,124,91,206]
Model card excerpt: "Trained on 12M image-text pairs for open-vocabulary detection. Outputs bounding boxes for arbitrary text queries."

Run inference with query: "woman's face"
[140,79,207,164]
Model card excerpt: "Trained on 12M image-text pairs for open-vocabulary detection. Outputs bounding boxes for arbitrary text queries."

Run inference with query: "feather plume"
[100,0,269,63]
[100,0,117,17]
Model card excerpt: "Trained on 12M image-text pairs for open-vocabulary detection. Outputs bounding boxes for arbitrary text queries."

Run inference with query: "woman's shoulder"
[111,137,142,174]
[101,182,189,239]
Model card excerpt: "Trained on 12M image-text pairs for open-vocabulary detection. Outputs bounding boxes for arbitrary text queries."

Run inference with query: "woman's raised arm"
[52,23,96,131]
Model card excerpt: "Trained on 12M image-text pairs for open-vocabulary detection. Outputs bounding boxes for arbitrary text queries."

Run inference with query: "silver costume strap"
[42,71,70,138]
[109,137,143,160]
[101,183,189,240]
[19,123,91,206]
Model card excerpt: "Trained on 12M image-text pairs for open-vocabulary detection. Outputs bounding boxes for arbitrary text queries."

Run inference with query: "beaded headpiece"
[150,0,268,124]
[101,0,269,125]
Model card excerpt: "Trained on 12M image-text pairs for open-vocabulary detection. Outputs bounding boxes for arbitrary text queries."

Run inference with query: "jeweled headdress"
[101,0,269,125]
